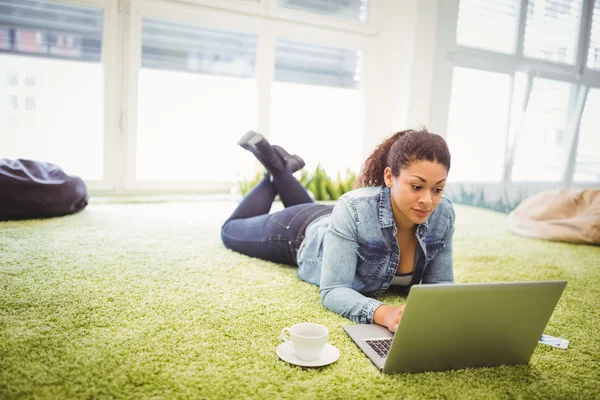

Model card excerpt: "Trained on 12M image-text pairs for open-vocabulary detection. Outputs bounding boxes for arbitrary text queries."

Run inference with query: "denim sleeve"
[422,206,455,284]
[319,198,383,324]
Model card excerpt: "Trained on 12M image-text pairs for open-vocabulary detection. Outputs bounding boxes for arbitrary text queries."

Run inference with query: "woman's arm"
[319,198,384,324]
[422,203,455,284]
[373,203,455,331]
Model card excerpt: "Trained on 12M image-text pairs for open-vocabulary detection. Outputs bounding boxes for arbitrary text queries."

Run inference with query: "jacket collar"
[378,185,429,234]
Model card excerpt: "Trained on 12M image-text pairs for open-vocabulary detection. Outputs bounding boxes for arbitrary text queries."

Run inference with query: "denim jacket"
[297,185,455,324]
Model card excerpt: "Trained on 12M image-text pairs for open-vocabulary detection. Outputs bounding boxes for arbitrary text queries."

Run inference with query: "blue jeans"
[221,171,333,265]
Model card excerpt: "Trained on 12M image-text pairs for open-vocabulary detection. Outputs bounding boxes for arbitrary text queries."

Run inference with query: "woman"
[221,129,455,332]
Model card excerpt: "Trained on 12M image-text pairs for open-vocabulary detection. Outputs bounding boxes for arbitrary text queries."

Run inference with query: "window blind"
[0,0,102,62]
[587,0,600,69]
[278,0,369,23]
[141,18,257,78]
[523,0,583,64]
[456,0,520,53]
[275,39,362,89]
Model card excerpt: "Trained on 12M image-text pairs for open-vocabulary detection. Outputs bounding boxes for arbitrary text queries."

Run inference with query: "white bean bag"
[507,189,600,245]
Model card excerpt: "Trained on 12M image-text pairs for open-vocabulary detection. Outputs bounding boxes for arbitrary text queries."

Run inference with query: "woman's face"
[384,161,448,230]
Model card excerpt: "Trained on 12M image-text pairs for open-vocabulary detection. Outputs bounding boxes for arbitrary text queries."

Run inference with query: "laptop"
[344,280,567,374]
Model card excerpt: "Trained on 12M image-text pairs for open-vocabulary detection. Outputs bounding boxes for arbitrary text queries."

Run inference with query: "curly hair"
[355,128,451,188]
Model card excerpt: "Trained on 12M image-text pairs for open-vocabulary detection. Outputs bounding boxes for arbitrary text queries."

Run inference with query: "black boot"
[237,130,287,175]
[272,145,305,173]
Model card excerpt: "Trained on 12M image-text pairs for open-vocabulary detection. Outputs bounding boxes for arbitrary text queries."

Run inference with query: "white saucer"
[276,342,340,367]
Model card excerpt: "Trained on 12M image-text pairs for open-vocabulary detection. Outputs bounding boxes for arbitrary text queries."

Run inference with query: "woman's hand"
[373,304,406,332]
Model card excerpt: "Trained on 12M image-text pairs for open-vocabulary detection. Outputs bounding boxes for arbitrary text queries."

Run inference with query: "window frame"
[0,0,120,192]
[118,0,372,192]
[139,0,380,35]
[430,0,600,185]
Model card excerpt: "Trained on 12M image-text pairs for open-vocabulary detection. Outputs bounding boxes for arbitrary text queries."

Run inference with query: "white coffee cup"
[280,322,329,361]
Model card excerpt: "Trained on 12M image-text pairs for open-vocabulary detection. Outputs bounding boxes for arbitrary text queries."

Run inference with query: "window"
[456,0,521,53]
[574,89,600,182]
[269,40,364,175]
[0,0,104,180]
[7,70,18,85]
[524,0,583,64]
[135,18,258,182]
[433,0,599,185]
[446,68,511,182]
[8,94,18,110]
[25,73,36,87]
[511,79,572,181]
[278,0,369,23]
[588,0,600,69]
[3,0,375,193]
[24,95,36,111]
[506,72,528,153]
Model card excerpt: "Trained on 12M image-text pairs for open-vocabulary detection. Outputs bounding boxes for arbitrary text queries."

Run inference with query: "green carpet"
[1,201,599,399]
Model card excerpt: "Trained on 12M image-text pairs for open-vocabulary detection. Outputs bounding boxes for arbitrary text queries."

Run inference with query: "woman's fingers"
[390,305,406,332]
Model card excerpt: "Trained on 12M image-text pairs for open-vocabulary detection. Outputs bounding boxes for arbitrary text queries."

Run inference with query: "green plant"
[325,168,357,201]
[238,170,265,197]
[237,164,357,201]
[451,184,529,214]
[306,163,328,201]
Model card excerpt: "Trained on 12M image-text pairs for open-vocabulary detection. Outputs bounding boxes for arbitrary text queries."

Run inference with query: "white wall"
[406,0,440,131]
[362,0,441,159]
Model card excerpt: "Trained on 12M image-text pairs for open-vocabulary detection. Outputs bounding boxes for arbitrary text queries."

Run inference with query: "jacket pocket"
[425,241,445,261]
[355,241,387,278]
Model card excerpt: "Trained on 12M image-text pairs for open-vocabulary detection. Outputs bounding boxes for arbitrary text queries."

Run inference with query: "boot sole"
[237,130,264,149]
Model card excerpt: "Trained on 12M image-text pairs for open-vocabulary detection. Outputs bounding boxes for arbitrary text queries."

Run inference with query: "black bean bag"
[0,158,89,221]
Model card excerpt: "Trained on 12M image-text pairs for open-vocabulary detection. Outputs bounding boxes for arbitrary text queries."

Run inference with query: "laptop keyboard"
[364,338,393,358]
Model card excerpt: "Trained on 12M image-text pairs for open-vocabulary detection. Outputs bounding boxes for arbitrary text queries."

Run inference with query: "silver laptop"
[344,281,567,374]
